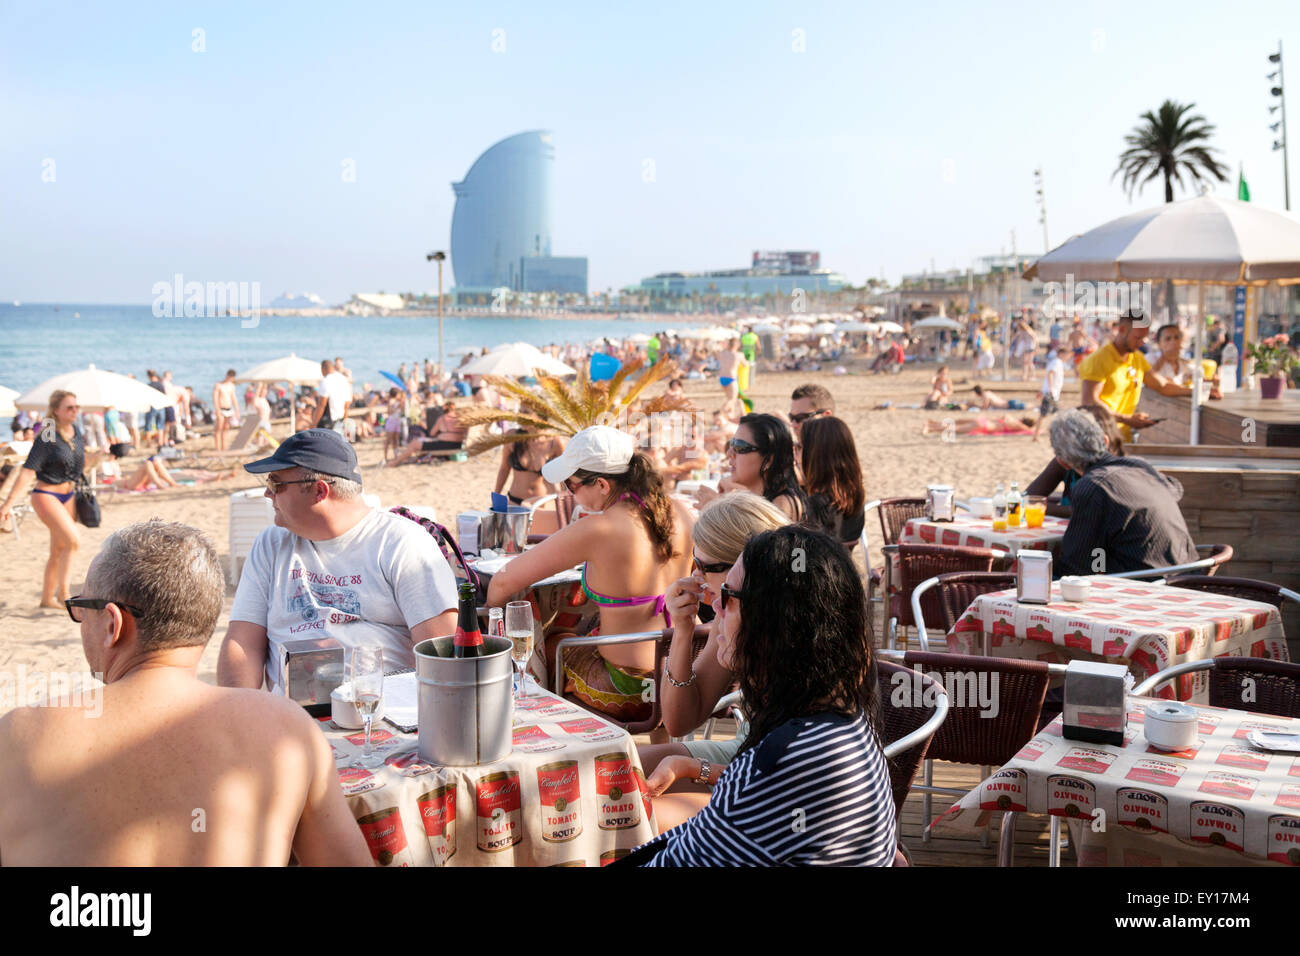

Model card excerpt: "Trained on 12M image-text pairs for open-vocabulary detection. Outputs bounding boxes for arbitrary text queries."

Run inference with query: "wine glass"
[505,601,535,698]
[350,645,385,768]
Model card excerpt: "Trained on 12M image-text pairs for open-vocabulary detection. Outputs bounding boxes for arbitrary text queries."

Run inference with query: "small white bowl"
[968,496,994,518]
[1060,576,1091,602]
[331,684,384,729]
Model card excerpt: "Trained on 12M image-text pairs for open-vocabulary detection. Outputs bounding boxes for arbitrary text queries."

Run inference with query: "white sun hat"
[541,425,636,484]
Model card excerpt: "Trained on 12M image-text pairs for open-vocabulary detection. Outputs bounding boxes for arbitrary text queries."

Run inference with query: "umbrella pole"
[1190,283,1206,445]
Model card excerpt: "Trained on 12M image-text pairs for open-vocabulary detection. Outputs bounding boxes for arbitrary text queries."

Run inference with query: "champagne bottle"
[452,580,486,658]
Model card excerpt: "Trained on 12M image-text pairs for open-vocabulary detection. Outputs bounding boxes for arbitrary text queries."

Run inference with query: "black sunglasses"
[728,437,760,455]
[790,410,827,424]
[720,583,746,609]
[65,596,145,623]
[692,554,731,576]
[564,475,597,494]
[264,476,325,495]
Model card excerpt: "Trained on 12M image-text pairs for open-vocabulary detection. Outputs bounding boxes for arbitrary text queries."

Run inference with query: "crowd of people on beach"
[0,303,1289,867]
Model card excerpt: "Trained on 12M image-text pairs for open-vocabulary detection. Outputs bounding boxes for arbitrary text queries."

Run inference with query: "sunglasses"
[65,595,145,623]
[719,583,746,610]
[728,437,760,455]
[692,554,731,576]
[564,475,597,494]
[789,410,827,425]
[264,476,325,495]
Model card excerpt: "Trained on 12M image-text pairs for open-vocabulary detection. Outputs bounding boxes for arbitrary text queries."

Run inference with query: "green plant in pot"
[1246,335,1295,399]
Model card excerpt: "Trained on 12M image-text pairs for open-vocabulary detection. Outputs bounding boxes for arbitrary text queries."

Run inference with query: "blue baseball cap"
[243,428,362,484]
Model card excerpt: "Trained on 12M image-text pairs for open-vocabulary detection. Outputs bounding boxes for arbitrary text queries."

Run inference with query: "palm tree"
[454,357,691,456]
[1114,100,1228,202]
[1114,100,1228,320]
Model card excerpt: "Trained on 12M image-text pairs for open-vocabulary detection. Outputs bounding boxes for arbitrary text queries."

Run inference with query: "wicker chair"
[526,492,577,544]
[876,659,949,819]
[884,544,1008,650]
[1135,657,1300,719]
[553,625,710,735]
[909,571,1018,649]
[876,497,929,546]
[1165,575,1300,609]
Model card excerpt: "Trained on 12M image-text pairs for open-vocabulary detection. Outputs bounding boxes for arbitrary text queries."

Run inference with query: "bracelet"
[664,663,697,688]
[695,759,712,787]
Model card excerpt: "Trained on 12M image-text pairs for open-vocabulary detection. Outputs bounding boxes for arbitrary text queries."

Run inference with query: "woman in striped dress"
[627,525,897,866]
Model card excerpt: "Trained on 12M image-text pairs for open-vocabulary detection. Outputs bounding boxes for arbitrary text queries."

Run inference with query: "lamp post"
[426,251,446,379]
[1270,42,1290,210]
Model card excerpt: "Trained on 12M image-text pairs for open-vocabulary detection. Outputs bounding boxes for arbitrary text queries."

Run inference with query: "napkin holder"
[926,484,955,522]
[279,636,345,716]
[457,510,491,556]
[1062,660,1129,746]
[1015,550,1052,604]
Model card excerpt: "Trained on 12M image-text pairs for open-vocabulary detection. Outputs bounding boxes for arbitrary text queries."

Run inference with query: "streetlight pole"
[427,251,446,380]
[1034,167,1049,251]
[1271,42,1290,210]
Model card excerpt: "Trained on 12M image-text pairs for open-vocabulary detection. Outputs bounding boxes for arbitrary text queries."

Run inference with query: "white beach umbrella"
[1023,194,1300,442]
[784,322,812,335]
[0,386,17,418]
[466,343,576,377]
[752,323,782,333]
[838,321,876,332]
[236,353,327,387]
[15,365,173,414]
[811,321,838,334]
[913,316,964,331]
[875,321,905,334]
[626,332,652,344]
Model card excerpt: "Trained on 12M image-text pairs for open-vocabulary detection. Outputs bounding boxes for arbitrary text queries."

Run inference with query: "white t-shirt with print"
[230,508,459,694]
[1042,354,1065,400]
[319,371,353,422]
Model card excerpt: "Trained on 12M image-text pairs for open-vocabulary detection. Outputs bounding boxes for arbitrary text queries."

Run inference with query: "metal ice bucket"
[413,636,514,766]
[480,506,533,554]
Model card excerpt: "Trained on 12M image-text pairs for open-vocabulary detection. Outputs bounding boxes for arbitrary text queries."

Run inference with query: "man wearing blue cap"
[218,429,459,694]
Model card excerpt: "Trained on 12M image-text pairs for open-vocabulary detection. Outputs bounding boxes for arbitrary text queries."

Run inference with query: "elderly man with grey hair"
[219,429,458,694]
[0,520,372,865]
[1049,409,1197,576]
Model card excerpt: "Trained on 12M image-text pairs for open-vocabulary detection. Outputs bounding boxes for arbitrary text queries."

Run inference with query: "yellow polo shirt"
[1078,342,1150,438]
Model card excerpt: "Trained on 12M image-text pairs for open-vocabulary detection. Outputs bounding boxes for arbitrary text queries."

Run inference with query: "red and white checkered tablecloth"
[931,696,1300,866]
[899,513,1068,556]
[946,576,1290,703]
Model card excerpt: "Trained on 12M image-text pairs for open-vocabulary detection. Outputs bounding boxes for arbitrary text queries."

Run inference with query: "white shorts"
[977,351,995,370]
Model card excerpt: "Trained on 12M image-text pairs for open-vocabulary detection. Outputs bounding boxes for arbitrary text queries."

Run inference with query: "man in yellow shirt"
[1079,313,1192,440]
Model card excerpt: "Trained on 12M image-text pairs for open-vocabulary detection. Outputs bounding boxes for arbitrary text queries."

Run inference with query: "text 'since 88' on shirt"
[642,710,898,866]
[229,508,459,693]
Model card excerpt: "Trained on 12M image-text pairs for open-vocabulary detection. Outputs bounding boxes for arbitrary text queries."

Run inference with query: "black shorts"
[421,439,463,453]
[1039,395,1058,417]
[164,407,176,424]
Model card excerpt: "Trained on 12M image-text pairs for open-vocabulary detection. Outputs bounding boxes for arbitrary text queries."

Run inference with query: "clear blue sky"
[3,0,1298,303]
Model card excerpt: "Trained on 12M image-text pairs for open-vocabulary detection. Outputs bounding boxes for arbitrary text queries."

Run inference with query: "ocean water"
[0,304,680,399]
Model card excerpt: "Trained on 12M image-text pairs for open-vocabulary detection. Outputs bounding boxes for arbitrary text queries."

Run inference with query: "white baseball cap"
[541,425,636,484]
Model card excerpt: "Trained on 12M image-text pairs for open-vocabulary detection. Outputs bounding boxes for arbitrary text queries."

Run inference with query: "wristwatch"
[694,759,712,787]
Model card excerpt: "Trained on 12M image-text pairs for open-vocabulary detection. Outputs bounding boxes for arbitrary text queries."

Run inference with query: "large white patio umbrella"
[236,353,326,387]
[0,386,18,418]
[15,365,173,413]
[464,343,576,377]
[1024,194,1300,442]
[913,316,964,332]
[875,321,905,334]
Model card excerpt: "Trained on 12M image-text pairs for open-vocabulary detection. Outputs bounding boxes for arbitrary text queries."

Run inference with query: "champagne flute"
[350,646,385,768]
[505,601,535,698]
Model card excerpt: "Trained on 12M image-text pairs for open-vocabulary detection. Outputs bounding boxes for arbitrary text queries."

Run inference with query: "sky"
[3,0,1299,303]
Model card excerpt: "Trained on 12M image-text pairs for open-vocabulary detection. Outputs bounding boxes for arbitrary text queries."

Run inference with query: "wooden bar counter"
[1130,443,1300,655]
[1135,388,1300,447]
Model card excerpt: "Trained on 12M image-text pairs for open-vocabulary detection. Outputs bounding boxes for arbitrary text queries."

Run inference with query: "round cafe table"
[898,513,1068,558]
[326,688,658,867]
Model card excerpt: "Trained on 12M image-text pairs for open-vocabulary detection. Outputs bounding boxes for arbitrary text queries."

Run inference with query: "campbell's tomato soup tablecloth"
[932,697,1300,866]
[325,689,656,867]
[899,514,1068,557]
[945,576,1289,703]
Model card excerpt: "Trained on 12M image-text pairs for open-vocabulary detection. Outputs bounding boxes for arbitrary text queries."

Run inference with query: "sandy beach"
[0,361,1073,717]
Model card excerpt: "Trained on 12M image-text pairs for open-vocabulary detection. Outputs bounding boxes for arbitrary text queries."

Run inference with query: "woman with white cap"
[486,424,694,723]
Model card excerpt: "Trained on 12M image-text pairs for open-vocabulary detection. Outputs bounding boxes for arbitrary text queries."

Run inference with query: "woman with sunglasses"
[696,413,807,521]
[0,390,98,608]
[800,416,867,550]
[638,492,789,832]
[625,525,896,866]
[485,425,694,723]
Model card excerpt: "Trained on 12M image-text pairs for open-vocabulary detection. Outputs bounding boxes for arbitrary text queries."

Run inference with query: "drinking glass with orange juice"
[1024,495,1046,529]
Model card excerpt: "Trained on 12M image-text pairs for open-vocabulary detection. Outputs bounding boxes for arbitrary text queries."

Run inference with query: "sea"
[0,303,685,399]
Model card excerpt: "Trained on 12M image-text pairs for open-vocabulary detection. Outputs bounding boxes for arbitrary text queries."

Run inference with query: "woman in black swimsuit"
[0,390,95,608]
[493,429,565,505]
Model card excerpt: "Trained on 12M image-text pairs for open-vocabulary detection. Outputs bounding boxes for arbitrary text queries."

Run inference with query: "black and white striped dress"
[641,710,897,866]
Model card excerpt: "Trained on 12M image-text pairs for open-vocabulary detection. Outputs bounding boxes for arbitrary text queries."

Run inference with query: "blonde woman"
[0,390,97,608]
[637,491,790,832]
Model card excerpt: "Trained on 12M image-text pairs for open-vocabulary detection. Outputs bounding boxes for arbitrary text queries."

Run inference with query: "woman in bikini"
[0,390,98,608]
[485,425,694,723]
[493,429,564,505]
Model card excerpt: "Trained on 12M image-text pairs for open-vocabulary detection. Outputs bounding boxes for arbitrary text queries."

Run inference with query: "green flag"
[1238,165,1251,202]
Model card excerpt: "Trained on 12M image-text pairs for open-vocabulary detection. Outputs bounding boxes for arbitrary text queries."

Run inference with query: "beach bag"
[388,506,479,589]
[74,476,101,528]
